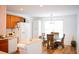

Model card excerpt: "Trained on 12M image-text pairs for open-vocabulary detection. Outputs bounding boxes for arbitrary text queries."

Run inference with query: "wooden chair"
[54,34,65,48]
[41,33,47,47]
[47,34,54,49]
[51,32,59,35]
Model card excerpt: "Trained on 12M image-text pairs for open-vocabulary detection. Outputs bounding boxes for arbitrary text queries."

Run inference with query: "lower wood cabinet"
[0,38,17,53]
[0,39,8,53]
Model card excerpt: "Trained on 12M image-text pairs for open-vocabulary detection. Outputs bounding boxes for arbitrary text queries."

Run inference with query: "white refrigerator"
[16,22,32,42]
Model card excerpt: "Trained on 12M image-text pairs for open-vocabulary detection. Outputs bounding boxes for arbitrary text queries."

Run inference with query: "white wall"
[63,15,77,45]
[0,6,6,35]
[75,12,79,53]
[77,12,79,53]
[32,18,39,39]
[32,15,77,45]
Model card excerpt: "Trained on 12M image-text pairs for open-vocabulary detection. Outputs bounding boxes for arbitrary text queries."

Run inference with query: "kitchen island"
[18,39,43,54]
[0,36,17,53]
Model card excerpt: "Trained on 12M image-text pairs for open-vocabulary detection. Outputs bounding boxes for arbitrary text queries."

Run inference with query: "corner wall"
[0,6,6,35]
[77,13,79,53]
[63,15,77,45]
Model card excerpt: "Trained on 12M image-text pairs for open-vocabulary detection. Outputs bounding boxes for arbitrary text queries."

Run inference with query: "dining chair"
[47,34,54,49]
[54,34,65,48]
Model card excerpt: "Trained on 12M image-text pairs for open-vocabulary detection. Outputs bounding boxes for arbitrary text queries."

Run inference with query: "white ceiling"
[7,5,79,17]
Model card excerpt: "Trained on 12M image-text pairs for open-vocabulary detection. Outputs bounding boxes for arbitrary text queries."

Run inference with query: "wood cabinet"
[0,38,17,53]
[0,39,8,53]
[6,14,23,29]
[6,15,11,28]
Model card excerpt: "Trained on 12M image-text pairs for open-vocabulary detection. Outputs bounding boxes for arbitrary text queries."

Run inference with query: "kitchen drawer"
[0,39,8,44]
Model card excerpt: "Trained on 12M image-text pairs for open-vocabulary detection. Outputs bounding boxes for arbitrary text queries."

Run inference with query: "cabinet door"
[6,15,11,28]
[11,16,22,28]
[6,14,22,29]
[0,40,8,53]
[15,16,22,23]
[6,15,15,29]
[10,15,16,29]
[0,43,8,53]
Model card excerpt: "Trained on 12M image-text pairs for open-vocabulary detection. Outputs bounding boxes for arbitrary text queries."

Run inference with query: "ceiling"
[7,5,79,17]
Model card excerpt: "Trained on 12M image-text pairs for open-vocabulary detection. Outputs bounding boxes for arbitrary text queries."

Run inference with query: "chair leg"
[62,44,64,48]
[62,45,64,48]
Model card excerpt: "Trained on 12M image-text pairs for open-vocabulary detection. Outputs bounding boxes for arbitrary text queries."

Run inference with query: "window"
[44,20,63,38]
[38,20,63,39]
[38,20,41,36]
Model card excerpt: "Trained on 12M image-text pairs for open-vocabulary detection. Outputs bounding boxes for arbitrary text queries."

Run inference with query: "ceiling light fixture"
[20,8,24,11]
[40,5,43,7]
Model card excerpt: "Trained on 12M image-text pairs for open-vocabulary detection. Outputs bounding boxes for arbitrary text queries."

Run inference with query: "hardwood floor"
[13,45,76,54]
[42,45,76,54]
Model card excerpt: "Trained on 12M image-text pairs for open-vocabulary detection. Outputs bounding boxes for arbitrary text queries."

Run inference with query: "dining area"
[42,32,65,50]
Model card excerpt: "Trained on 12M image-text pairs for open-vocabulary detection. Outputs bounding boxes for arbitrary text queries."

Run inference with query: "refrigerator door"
[18,22,32,41]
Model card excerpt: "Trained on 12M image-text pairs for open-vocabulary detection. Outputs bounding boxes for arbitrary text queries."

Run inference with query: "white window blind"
[44,21,63,35]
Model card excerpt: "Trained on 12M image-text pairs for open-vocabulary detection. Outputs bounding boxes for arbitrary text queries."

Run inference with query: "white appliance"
[8,37,17,53]
[16,22,32,42]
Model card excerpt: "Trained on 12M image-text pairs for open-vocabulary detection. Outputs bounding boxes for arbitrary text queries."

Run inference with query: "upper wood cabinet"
[6,14,23,29]
[6,15,11,28]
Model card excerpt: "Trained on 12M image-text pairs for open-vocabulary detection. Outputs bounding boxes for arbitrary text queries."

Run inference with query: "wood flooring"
[42,45,76,54]
[14,45,76,54]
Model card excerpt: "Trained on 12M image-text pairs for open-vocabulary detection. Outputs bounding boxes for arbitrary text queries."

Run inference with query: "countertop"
[0,36,16,40]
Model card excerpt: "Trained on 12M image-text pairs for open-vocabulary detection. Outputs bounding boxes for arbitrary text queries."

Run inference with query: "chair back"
[47,34,54,49]
[51,32,59,41]
[61,34,65,43]
[51,32,59,35]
